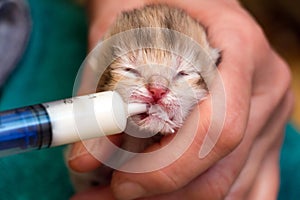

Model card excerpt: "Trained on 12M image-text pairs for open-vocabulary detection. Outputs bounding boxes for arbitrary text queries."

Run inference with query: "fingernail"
[115,182,146,200]
[67,144,88,161]
[68,139,101,161]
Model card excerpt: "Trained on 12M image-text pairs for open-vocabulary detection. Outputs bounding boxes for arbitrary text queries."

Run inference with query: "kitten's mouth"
[138,112,149,120]
[134,104,176,134]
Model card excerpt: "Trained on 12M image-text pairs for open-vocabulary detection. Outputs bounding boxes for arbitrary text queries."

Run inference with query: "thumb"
[87,0,145,50]
[68,135,122,172]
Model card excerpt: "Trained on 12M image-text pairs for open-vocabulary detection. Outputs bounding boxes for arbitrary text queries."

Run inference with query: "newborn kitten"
[69,4,219,191]
[97,4,219,150]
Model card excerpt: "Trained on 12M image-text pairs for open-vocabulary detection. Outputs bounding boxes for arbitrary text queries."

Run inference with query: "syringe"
[0,91,148,157]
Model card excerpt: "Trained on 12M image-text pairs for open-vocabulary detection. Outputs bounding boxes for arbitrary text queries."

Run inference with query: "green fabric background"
[0,0,87,199]
[0,0,299,199]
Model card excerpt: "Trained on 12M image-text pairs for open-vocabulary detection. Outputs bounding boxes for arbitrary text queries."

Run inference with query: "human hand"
[69,0,293,199]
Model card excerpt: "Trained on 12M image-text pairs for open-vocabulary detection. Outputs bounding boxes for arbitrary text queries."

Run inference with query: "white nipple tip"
[127,103,149,116]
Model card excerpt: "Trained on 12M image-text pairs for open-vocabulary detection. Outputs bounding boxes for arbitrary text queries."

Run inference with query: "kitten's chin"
[130,115,176,135]
[129,104,178,135]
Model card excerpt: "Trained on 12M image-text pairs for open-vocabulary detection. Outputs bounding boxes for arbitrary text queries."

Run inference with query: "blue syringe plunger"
[0,104,52,155]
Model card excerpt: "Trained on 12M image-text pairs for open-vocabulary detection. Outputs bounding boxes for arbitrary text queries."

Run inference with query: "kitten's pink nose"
[148,85,168,102]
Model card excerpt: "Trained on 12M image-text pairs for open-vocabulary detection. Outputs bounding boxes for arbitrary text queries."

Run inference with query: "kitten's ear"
[209,47,221,66]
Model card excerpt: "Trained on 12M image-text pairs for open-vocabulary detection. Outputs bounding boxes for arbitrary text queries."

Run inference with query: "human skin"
[68,0,294,199]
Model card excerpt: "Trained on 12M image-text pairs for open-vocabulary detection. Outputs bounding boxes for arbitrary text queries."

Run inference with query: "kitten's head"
[95,5,219,135]
[98,46,217,135]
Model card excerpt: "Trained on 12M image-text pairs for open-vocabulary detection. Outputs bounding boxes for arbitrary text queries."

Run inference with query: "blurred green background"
[0,0,87,199]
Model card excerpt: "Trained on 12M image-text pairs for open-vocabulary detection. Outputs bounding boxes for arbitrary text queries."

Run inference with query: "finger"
[226,89,293,199]
[252,51,292,111]
[71,186,115,200]
[246,147,280,200]
[68,135,122,172]
[67,142,101,172]
[87,0,146,50]
[226,133,282,200]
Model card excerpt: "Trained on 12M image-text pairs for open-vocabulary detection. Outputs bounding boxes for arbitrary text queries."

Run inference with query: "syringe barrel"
[0,104,52,156]
[46,91,128,147]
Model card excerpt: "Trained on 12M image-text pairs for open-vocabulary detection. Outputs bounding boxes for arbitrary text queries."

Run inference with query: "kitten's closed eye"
[123,67,141,77]
[176,70,189,77]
